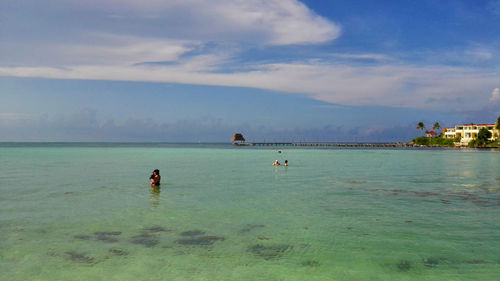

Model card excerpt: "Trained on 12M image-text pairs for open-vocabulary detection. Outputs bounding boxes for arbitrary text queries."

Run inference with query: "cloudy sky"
[1,0,499,142]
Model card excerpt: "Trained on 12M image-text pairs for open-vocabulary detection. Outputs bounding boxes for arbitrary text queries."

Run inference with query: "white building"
[443,124,498,146]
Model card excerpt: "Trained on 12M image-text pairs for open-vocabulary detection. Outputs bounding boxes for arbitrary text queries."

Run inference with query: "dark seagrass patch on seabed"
[95,231,122,236]
[94,231,121,243]
[423,257,440,267]
[239,224,265,233]
[65,251,95,264]
[347,180,366,184]
[248,244,292,260]
[176,236,225,246]
[441,199,452,204]
[396,260,411,271]
[456,192,494,206]
[34,228,48,234]
[74,234,91,240]
[412,191,441,198]
[131,233,159,247]
[301,260,320,267]
[109,248,128,256]
[391,189,407,195]
[180,230,206,236]
[142,226,169,233]
[47,249,58,257]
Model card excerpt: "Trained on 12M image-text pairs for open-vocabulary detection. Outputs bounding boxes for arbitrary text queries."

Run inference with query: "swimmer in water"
[284,160,288,166]
[272,160,281,166]
[150,169,161,187]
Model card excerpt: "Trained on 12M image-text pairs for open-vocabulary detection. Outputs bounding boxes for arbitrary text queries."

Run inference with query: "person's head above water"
[150,169,161,186]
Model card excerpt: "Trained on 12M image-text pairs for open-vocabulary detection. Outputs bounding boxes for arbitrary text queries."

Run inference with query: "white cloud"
[29,0,340,46]
[212,0,340,45]
[1,34,199,67]
[329,53,391,61]
[465,49,494,61]
[62,35,198,66]
[1,0,340,67]
[0,113,33,126]
[461,44,496,64]
[0,113,32,121]
[1,60,497,110]
[490,88,500,103]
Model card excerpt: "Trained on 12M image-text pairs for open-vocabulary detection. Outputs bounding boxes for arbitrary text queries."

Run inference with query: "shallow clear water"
[1,144,499,280]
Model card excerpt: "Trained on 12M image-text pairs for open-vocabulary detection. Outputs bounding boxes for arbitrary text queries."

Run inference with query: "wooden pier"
[235,142,410,147]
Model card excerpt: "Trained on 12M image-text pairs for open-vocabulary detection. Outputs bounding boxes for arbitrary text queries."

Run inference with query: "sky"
[1,0,499,142]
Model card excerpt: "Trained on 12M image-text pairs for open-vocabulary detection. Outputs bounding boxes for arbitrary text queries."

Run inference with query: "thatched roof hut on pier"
[231,133,246,145]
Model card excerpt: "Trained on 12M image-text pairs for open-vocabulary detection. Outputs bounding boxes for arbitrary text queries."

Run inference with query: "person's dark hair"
[154,169,160,175]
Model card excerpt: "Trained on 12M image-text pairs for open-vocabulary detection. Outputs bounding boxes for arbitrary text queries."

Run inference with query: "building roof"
[463,123,494,126]
[426,131,437,135]
[231,133,245,142]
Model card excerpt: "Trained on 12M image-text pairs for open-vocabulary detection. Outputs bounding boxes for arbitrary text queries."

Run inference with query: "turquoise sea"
[1,143,499,281]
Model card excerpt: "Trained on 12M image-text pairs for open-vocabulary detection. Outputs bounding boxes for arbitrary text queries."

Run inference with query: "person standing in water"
[150,169,161,187]
[284,160,288,166]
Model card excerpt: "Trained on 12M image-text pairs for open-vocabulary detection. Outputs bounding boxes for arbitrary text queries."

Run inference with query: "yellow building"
[443,123,497,146]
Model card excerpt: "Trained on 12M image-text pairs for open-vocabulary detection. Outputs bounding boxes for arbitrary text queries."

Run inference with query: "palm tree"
[495,115,500,141]
[416,122,425,134]
[432,122,441,131]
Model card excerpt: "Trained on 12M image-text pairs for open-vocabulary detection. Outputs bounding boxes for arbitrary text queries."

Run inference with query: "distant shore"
[0,141,498,149]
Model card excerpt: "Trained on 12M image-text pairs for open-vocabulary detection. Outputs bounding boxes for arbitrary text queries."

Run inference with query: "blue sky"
[1,0,499,142]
